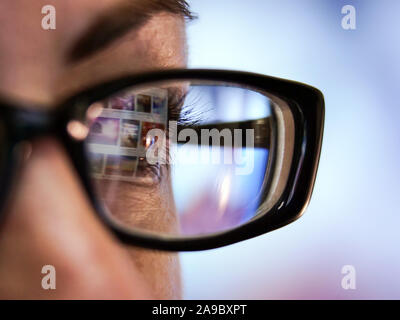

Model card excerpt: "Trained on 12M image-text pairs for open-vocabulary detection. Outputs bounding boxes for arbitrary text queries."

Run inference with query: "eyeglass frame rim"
[0,68,325,251]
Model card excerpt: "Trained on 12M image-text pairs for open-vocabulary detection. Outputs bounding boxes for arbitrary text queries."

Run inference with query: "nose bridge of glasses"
[9,108,59,141]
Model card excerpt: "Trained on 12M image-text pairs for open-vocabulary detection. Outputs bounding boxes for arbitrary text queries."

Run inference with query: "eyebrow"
[67,0,194,64]
[67,2,152,63]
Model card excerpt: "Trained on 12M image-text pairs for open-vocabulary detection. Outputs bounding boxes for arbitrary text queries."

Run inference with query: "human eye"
[83,87,171,187]
[78,77,277,238]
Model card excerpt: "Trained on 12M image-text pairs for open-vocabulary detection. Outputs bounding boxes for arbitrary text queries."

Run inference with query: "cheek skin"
[94,169,182,299]
[136,178,181,299]
[125,194,182,299]
[126,247,181,300]
[0,139,153,299]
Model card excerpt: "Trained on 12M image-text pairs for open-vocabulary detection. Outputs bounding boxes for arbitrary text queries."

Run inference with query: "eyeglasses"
[0,69,324,251]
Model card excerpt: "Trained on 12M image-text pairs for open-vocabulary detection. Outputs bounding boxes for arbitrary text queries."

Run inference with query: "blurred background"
[180,0,400,299]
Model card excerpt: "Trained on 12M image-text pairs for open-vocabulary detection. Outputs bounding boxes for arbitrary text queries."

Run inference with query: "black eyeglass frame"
[0,69,324,251]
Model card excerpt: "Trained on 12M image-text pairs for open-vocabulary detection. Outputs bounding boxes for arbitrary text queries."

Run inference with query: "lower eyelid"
[93,175,160,192]
[134,163,162,186]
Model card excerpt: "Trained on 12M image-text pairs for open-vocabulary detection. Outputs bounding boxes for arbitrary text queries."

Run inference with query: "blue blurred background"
[180,0,400,299]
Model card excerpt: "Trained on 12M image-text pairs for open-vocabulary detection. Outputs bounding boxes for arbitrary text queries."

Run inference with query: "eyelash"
[87,89,206,185]
[168,89,207,126]
[133,94,187,183]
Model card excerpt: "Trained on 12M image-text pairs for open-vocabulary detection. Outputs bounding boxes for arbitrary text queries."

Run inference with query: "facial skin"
[0,0,188,299]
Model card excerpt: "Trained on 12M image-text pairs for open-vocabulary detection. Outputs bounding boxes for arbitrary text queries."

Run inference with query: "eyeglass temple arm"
[176,117,271,149]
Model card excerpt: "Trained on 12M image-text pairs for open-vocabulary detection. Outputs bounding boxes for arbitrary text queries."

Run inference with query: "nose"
[0,137,152,299]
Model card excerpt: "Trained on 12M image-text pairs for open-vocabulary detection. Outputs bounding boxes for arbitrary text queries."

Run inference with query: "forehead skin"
[57,11,188,100]
[0,0,187,298]
[0,0,187,104]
